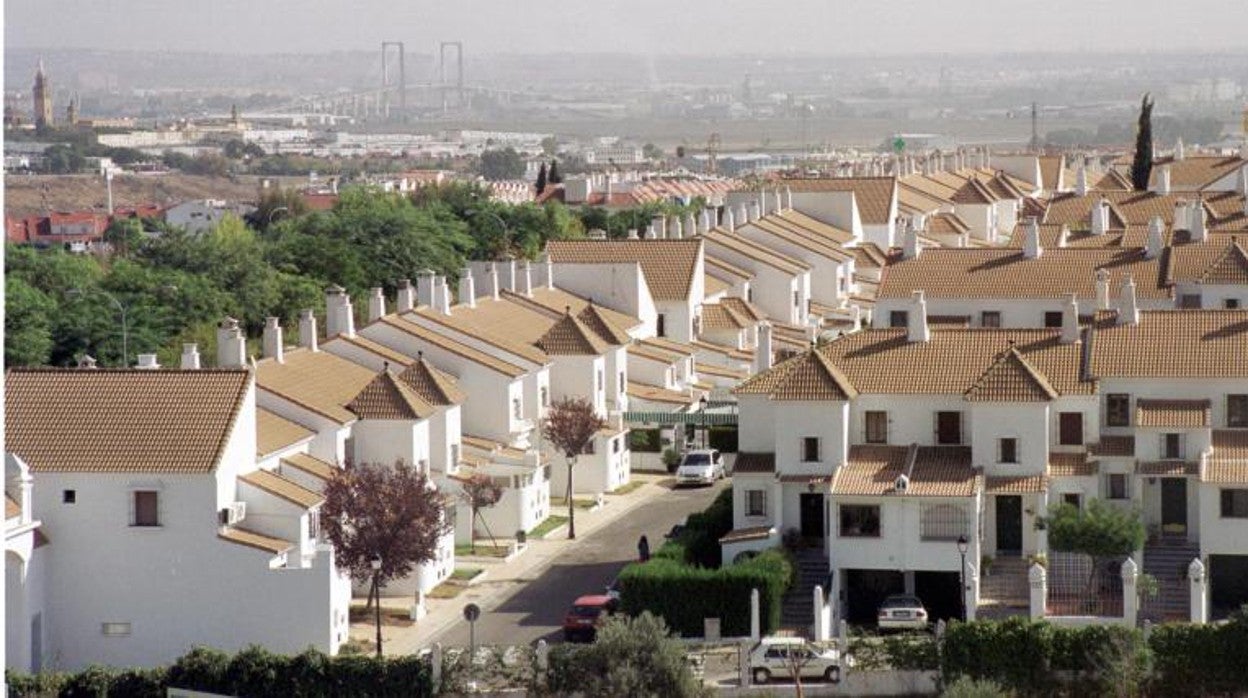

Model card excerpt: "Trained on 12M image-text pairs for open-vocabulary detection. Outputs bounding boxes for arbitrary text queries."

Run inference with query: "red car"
[563,594,617,642]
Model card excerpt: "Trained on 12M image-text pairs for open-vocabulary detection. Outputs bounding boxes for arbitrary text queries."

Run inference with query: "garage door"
[914,571,962,622]
[1210,555,1248,620]
[845,569,904,625]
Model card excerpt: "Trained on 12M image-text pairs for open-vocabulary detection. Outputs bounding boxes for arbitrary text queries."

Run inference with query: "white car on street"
[675,449,725,486]
[877,594,930,630]
[748,637,844,684]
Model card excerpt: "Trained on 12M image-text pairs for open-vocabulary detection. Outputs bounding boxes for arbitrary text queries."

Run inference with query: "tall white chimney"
[514,261,531,297]
[907,291,930,343]
[539,256,554,289]
[1146,216,1165,259]
[262,316,284,363]
[368,287,386,322]
[671,217,683,239]
[724,207,736,232]
[1075,163,1088,196]
[487,263,501,300]
[644,224,657,239]
[325,286,355,338]
[749,199,762,223]
[1174,199,1189,232]
[1174,137,1185,161]
[432,276,451,315]
[458,269,477,308]
[181,342,201,370]
[785,186,793,211]
[902,223,920,260]
[396,279,416,313]
[1190,201,1208,242]
[699,209,712,234]
[773,188,784,215]
[1057,225,1070,248]
[753,322,773,374]
[737,203,749,227]
[626,228,639,240]
[1091,198,1110,236]
[1153,164,1171,195]
[652,216,666,239]
[416,269,437,307]
[1060,294,1080,344]
[684,212,697,239]
[216,317,246,368]
[135,353,160,370]
[1095,269,1111,310]
[1117,275,1139,326]
[1023,217,1042,259]
[298,309,318,351]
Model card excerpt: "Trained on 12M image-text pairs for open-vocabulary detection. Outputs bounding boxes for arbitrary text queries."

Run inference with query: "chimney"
[652,216,666,238]
[1237,164,1248,197]
[539,256,554,289]
[216,317,246,368]
[1023,216,1042,259]
[487,262,501,300]
[497,258,516,292]
[517,260,533,297]
[1057,225,1070,248]
[1075,163,1088,196]
[1091,198,1110,236]
[325,285,355,338]
[907,291,930,343]
[135,353,160,370]
[753,322,774,374]
[1146,216,1165,259]
[394,279,415,313]
[772,188,784,215]
[902,223,920,260]
[181,343,201,369]
[292,311,317,354]
[671,217,684,239]
[684,212,697,239]
[1060,294,1080,344]
[1153,163,1171,195]
[724,207,736,232]
[1190,201,1207,242]
[1174,137,1185,161]
[262,316,285,363]
[749,199,762,223]
[1117,275,1139,325]
[1173,199,1189,232]
[416,269,437,307]
[1095,269,1111,310]
[627,228,640,240]
[737,202,749,227]
[644,224,657,239]
[699,209,712,234]
[368,287,386,322]
[77,355,98,369]
[785,186,793,211]
[433,276,452,315]
[458,269,476,308]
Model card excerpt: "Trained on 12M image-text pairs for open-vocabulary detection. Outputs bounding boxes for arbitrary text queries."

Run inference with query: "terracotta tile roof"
[346,369,436,421]
[398,357,465,406]
[376,315,526,378]
[781,177,896,225]
[878,248,1168,301]
[964,348,1059,402]
[576,304,633,345]
[832,445,909,496]
[721,297,767,322]
[1135,399,1212,428]
[1044,191,1200,228]
[735,348,858,401]
[281,453,336,481]
[641,337,698,357]
[733,452,776,474]
[704,273,731,298]
[701,228,810,275]
[324,334,413,368]
[1088,310,1248,378]
[1091,436,1135,457]
[1205,430,1248,483]
[536,311,609,356]
[1092,170,1133,192]
[747,217,854,262]
[852,243,889,269]
[240,468,325,509]
[985,474,1048,494]
[832,444,977,497]
[1137,460,1200,477]
[705,254,754,283]
[6,495,20,519]
[1004,223,1155,249]
[777,210,857,245]
[416,303,549,365]
[1038,156,1065,192]
[256,348,378,424]
[1049,452,1096,477]
[719,526,774,543]
[692,339,754,362]
[545,239,702,301]
[510,287,641,340]
[898,183,951,214]
[951,177,1001,205]
[701,303,750,331]
[1167,239,1248,285]
[6,369,250,474]
[1150,155,1244,191]
[219,526,295,555]
[256,408,314,457]
[929,212,971,236]
[627,381,700,406]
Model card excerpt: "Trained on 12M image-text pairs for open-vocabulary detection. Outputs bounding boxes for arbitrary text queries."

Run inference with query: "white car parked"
[877,594,930,630]
[674,449,725,486]
[748,637,844,684]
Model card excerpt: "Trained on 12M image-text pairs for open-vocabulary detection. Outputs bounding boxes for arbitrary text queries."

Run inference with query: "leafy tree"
[104,218,144,257]
[1044,500,1145,612]
[459,472,503,553]
[547,159,562,184]
[540,136,558,156]
[542,397,605,539]
[477,147,524,181]
[105,147,148,166]
[1130,93,1155,192]
[535,162,548,195]
[5,277,55,366]
[249,185,309,232]
[321,460,452,589]
[547,612,700,698]
[642,143,664,161]
[43,143,85,174]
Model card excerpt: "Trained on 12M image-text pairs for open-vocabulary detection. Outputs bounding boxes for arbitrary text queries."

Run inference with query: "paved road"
[431,478,728,647]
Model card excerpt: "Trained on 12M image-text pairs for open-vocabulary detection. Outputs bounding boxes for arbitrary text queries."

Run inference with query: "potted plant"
[981,554,995,577]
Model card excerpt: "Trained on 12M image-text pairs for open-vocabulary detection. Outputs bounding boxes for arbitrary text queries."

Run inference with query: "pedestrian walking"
[638,535,651,562]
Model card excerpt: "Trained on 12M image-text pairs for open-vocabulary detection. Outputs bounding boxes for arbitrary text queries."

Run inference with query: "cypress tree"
[548,159,562,184]
[535,162,548,195]
[1130,93,1155,192]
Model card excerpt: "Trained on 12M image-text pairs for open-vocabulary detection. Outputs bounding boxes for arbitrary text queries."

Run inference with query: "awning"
[622,411,738,426]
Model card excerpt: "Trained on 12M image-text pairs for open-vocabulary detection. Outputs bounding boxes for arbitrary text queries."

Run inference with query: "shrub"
[544,612,702,698]
[1148,607,1248,696]
[942,676,1009,698]
[630,428,661,452]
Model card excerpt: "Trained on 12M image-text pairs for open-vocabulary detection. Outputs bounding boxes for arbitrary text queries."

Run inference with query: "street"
[429,477,728,647]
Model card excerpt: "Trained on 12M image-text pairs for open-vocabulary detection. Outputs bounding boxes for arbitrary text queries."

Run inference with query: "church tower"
[32,61,53,130]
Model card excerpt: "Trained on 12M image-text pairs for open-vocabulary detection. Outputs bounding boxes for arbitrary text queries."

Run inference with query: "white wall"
[550,262,657,336]
[831,496,981,573]
[969,403,1049,476]
[772,402,849,476]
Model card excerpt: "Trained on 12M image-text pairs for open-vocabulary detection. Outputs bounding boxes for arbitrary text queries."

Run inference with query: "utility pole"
[381,42,406,118]
[1029,101,1040,154]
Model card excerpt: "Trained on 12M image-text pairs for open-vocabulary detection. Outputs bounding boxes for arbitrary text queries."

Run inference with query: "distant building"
[31,62,52,130]
[165,199,257,234]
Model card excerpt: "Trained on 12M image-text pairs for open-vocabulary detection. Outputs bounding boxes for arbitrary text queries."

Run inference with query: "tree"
[642,143,664,162]
[43,143,85,174]
[547,159,562,184]
[5,277,55,367]
[477,147,524,181]
[1044,500,1146,613]
[542,397,605,540]
[1130,93,1155,192]
[540,136,558,156]
[459,472,503,553]
[104,218,144,257]
[548,612,701,698]
[535,162,548,195]
[322,460,452,591]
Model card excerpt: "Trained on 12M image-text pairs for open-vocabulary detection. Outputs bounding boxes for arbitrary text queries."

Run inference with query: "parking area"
[842,569,961,626]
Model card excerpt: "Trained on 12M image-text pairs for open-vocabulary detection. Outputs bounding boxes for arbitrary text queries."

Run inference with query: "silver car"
[877,594,929,630]
[748,637,844,684]
[675,450,725,486]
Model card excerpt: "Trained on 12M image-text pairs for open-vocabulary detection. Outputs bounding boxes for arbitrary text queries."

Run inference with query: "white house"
[164,199,256,234]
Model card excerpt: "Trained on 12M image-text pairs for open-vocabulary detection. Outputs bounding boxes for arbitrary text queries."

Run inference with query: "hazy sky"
[7,0,1248,55]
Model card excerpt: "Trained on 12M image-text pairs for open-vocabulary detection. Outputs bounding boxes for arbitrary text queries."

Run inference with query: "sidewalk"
[352,473,674,655]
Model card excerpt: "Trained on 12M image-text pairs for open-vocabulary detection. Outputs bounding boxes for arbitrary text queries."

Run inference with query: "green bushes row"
[1149,608,1248,696]
[677,486,735,568]
[8,646,433,698]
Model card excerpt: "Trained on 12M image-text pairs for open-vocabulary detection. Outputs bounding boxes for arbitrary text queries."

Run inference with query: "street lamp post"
[699,395,709,449]
[957,534,969,622]
[371,556,383,657]
[69,288,129,367]
[468,209,510,258]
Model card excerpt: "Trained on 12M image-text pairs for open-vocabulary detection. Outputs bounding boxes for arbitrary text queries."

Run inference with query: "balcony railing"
[920,504,971,542]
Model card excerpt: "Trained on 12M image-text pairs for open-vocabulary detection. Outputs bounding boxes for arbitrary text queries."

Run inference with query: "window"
[1062,493,1082,509]
[656,313,667,337]
[450,443,461,466]
[597,370,604,391]
[1179,294,1202,309]
[1106,394,1131,427]
[513,398,523,419]
[840,505,881,537]
[747,287,754,302]
[889,311,908,328]
[802,437,821,462]
[62,489,76,504]
[920,504,968,541]
[865,411,888,444]
[101,622,132,637]
[1105,474,1128,500]
[618,372,625,393]
[1230,395,1248,428]
[981,311,1002,328]
[1221,489,1248,518]
[1226,299,1242,310]
[309,510,321,541]
[1059,412,1084,446]
[1163,433,1183,460]
[793,290,800,308]
[540,387,549,408]
[999,438,1018,464]
[1044,311,1063,328]
[132,490,160,527]
[746,489,767,517]
[612,438,620,454]
[936,411,963,445]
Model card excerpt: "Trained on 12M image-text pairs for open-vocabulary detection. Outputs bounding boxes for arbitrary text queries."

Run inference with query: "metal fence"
[1046,552,1124,617]
[919,504,971,542]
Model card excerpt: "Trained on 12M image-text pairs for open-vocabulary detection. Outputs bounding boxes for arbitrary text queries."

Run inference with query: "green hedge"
[1149,608,1248,696]
[629,428,662,452]
[8,646,433,698]
[678,486,734,568]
